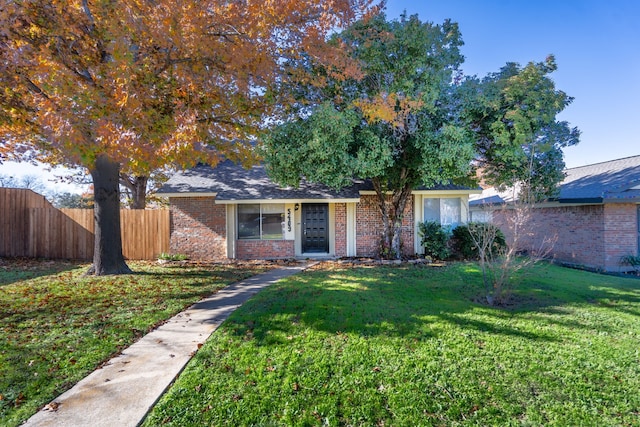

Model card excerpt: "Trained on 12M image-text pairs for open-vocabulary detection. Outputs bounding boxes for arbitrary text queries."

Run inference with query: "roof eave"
[558,197,603,204]
[215,198,361,204]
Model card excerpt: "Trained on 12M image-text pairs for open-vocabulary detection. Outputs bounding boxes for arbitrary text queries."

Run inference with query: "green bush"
[418,221,451,260]
[158,252,189,261]
[452,222,506,260]
[620,254,640,274]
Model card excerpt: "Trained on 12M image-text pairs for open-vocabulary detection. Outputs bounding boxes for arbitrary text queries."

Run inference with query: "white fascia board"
[214,198,361,205]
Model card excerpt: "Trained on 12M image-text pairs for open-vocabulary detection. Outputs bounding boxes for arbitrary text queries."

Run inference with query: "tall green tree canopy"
[262,13,579,258]
[263,13,477,257]
[460,58,580,201]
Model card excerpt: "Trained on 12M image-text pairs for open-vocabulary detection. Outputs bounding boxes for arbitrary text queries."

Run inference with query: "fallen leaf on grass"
[44,402,60,412]
[14,392,25,407]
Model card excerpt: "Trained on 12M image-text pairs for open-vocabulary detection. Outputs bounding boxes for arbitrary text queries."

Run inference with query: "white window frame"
[237,203,285,240]
[423,197,462,227]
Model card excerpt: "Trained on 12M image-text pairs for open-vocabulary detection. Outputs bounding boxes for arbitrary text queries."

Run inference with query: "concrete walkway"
[23,262,313,427]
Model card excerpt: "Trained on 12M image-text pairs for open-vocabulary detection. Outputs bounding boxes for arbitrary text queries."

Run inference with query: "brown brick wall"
[355,194,415,257]
[493,203,638,271]
[603,203,638,269]
[334,203,347,257]
[170,196,425,261]
[169,197,227,260]
[236,240,295,259]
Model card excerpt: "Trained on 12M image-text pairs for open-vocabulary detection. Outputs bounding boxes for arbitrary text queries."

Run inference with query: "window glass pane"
[441,198,461,226]
[238,204,260,239]
[261,204,284,239]
[262,204,284,214]
[423,198,440,222]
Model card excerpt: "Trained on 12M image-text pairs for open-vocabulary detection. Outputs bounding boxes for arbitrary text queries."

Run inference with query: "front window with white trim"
[237,204,285,240]
[423,198,461,226]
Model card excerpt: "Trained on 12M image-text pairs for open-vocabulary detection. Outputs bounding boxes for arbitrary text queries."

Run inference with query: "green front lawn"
[0,260,267,427]
[145,262,640,426]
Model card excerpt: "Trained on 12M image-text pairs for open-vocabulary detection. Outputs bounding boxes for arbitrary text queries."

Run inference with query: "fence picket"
[1,188,169,260]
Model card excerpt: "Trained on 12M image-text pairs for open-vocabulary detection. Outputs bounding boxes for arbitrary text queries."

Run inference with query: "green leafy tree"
[52,191,94,209]
[461,57,580,201]
[263,13,476,258]
[264,14,579,259]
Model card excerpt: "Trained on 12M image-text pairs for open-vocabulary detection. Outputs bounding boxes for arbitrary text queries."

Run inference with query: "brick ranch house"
[158,160,480,260]
[470,155,640,272]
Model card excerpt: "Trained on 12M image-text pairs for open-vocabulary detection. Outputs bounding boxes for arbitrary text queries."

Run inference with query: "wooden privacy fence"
[1,188,169,260]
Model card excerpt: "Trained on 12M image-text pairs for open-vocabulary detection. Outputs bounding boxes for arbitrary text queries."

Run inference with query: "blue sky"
[385,0,640,168]
[2,1,638,192]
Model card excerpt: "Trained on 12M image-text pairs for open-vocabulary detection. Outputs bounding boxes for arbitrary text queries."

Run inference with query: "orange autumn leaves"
[0,0,378,172]
[354,94,425,130]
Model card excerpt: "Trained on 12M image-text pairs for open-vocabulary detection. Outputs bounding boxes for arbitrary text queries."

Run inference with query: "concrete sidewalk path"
[23,262,313,427]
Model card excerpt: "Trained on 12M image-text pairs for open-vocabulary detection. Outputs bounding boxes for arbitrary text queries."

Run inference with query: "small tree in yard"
[452,222,506,260]
[469,190,557,306]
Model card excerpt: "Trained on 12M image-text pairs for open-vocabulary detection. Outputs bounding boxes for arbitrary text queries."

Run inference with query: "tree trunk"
[120,174,148,209]
[87,154,132,275]
[372,179,413,260]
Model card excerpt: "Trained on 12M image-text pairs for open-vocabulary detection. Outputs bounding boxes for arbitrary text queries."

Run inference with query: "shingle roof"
[470,155,640,206]
[158,160,478,201]
[157,160,365,201]
[559,155,640,202]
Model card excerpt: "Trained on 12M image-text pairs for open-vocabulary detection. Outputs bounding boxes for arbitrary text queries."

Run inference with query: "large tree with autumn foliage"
[0,0,375,274]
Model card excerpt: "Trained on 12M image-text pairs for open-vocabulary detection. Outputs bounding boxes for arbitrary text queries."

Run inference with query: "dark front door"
[302,203,329,253]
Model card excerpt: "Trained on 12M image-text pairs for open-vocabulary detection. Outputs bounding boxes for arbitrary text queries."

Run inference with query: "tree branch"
[23,76,51,101]
[81,0,96,33]
[206,23,244,39]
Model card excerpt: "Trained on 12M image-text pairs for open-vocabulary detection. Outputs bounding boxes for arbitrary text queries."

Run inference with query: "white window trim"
[414,194,471,254]
[237,203,285,241]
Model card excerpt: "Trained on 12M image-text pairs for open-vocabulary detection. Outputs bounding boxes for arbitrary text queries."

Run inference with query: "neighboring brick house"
[470,155,640,272]
[158,160,480,260]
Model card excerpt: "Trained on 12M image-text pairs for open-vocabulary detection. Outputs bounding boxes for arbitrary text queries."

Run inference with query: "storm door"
[302,203,329,253]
